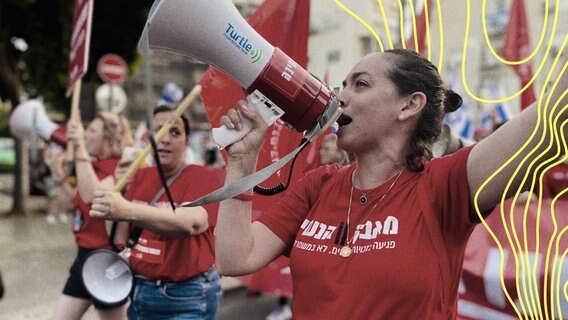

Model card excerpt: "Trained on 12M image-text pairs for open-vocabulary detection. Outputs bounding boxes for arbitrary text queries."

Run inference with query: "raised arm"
[67,119,114,203]
[214,101,288,276]
[468,62,568,213]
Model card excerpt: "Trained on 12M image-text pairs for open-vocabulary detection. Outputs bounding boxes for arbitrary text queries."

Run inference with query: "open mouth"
[158,149,172,155]
[336,114,352,128]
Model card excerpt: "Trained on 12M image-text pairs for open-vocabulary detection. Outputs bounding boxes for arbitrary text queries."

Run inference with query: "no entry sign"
[97,53,127,83]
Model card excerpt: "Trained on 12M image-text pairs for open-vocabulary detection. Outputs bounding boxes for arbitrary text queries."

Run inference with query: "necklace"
[340,169,404,258]
[354,171,382,205]
[353,169,399,204]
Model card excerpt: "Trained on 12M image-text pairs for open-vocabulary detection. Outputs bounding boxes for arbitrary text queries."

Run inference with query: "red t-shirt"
[126,165,225,282]
[72,158,120,249]
[258,146,476,319]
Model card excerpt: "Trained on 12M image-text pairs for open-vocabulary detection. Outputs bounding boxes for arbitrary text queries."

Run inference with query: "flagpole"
[113,85,202,192]
[65,80,82,162]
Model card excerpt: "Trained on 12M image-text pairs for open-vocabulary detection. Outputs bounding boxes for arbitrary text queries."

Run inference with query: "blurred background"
[0,0,567,211]
[0,0,566,319]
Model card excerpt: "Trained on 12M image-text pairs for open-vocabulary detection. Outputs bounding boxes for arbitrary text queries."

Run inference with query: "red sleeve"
[418,145,477,238]
[72,158,120,207]
[92,158,120,179]
[257,165,341,247]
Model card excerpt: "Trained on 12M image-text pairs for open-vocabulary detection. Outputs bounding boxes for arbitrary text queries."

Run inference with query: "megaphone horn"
[9,99,67,147]
[143,0,342,147]
[81,249,133,305]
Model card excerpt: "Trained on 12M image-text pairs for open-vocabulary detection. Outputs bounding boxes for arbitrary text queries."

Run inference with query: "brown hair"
[384,49,462,171]
[96,111,133,158]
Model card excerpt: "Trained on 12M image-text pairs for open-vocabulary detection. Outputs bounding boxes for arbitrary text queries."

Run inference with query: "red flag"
[199,0,318,296]
[501,0,536,110]
[404,0,430,54]
[66,0,93,97]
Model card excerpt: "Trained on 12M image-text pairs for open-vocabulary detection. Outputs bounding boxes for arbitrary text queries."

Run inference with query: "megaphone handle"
[212,117,253,149]
[212,91,284,148]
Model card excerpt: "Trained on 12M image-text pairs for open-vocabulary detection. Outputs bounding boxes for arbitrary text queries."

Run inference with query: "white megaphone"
[81,249,133,305]
[9,99,67,147]
[142,0,342,148]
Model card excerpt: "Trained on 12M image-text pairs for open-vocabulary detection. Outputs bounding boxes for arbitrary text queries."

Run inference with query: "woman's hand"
[66,119,85,147]
[220,100,269,162]
[90,190,129,221]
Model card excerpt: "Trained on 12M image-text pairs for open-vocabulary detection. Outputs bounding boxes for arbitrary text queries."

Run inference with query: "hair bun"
[444,89,463,113]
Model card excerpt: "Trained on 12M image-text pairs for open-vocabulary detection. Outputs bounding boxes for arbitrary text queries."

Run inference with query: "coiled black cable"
[253,138,310,196]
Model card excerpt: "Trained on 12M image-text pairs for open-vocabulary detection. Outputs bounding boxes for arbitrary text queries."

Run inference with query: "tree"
[0,0,153,214]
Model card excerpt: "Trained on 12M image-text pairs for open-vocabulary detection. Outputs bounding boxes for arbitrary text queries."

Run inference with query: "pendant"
[340,246,352,258]
[359,195,367,205]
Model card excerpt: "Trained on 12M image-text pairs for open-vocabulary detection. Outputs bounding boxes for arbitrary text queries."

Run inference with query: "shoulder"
[185,164,225,175]
[424,144,474,173]
[95,157,120,166]
[416,145,474,205]
[302,164,346,185]
[93,157,120,175]
[135,166,156,176]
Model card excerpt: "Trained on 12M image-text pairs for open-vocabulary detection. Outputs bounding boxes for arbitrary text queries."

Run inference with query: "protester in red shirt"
[53,111,132,320]
[214,49,568,319]
[90,106,224,319]
[265,132,352,320]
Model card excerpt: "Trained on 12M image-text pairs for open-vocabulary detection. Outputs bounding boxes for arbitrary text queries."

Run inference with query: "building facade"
[117,0,567,132]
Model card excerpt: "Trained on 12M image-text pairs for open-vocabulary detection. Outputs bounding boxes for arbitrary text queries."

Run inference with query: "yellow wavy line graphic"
[332,0,568,317]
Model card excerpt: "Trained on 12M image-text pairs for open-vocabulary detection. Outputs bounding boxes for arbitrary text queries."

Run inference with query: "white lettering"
[384,216,399,234]
[297,217,398,256]
[281,59,297,81]
[134,244,162,256]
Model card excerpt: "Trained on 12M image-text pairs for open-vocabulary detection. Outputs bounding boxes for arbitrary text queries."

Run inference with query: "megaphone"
[142,0,342,147]
[9,99,67,147]
[81,249,133,305]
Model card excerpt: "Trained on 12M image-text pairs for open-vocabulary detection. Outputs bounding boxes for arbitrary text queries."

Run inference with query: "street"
[0,174,280,320]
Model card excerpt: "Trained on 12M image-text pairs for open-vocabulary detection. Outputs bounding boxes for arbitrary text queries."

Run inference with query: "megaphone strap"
[123,164,187,249]
[183,98,343,207]
[183,140,309,207]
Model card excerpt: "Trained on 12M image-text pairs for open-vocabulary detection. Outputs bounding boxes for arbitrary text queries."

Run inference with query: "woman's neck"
[163,162,186,177]
[354,152,405,189]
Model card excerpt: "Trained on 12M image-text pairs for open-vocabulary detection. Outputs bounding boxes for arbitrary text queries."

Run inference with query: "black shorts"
[62,247,128,310]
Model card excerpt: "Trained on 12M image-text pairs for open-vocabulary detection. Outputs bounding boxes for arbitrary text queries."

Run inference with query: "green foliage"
[86,0,154,84]
[0,0,154,116]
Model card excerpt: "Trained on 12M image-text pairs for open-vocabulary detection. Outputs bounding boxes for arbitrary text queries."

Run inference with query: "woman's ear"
[398,92,427,121]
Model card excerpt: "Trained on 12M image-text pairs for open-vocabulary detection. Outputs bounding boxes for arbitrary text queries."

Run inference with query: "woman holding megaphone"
[89,106,225,320]
[53,111,133,320]
[214,49,568,319]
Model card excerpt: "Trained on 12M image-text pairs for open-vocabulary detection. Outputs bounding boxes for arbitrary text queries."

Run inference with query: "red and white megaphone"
[142,0,342,147]
[9,99,67,147]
